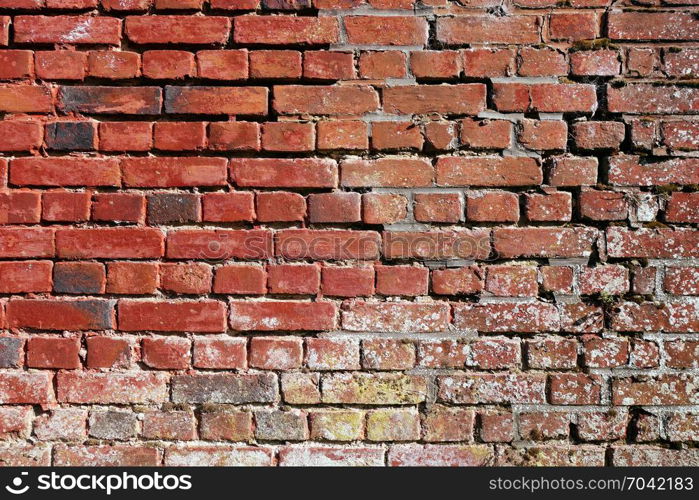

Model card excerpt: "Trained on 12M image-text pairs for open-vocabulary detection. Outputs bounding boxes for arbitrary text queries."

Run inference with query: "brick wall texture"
[0,0,697,468]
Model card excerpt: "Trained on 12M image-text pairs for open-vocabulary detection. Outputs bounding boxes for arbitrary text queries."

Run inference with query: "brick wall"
[0,0,697,467]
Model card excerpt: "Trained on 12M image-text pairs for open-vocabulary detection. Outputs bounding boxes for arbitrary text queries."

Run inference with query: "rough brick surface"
[0,1,697,468]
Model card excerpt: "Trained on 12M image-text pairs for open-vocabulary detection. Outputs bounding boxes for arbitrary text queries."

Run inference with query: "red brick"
[573,121,625,150]
[213,264,266,295]
[431,266,483,295]
[274,85,379,115]
[383,84,485,115]
[607,228,699,259]
[662,121,699,151]
[664,267,699,295]
[197,49,248,80]
[462,48,514,77]
[256,192,306,222]
[518,119,567,151]
[106,262,158,294]
[54,445,160,466]
[92,193,145,223]
[570,50,620,76]
[664,48,699,78]
[193,337,247,369]
[35,50,86,80]
[0,120,44,151]
[126,15,230,44]
[454,302,558,333]
[142,336,191,369]
[143,50,194,79]
[56,228,163,259]
[437,156,541,187]
[383,229,491,260]
[359,51,407,79]
[58,86,161,114]
[317,120,368,150]
[345,16,427,46]
[524,192,572,222]
[250,337,303,369]
[11,158,120,187]
[342,158,433,188]
[362,193,407,224]
[0,261,52,293]
[261,122,315,152]
[160,262,212,294]
[526,338,578,370]
[98,122,152,151]
[321,266,374,297]
[372,121,423,151]
[88,51,140,79]
[540,266,573,294]
[304,51,355,80]
[308,192,361,223]
[27,337,81,369]
[42,191,91,222]
[439,373,546,404]
[438,15,541,44]
[485,265,538,297]
[480,413,514,443]
[7,298,114,330]
[410,50,460,79]
[232,158,337,188]
[582,335,628,368]
[86,336,131,369]
[610,302,698,333]
[208,121,260,151]
[165,86,267,115]
[57,372,167,404]
[549,373,602,405]
[0,85,53,113]
[249,50,302,79]
[306,338,360,370]
[119,300,226,332]
[0,191,40,224]
[200,410,252,441]
[548,155,598,186]
[613,375,698,406]
[0,372,53,404]
[14,15,121,44]
[608,84,699,114]
[466,191,519,222]
[608,11,699,41]
[376,265,428,296]
[143,411,195,440]
[493,83,596,113]
[154,122,206,151]
[342,301,450,332]
[53,261,105,294]
[460,118,512,150]
[234,15,339,45]
[267,264,320,295]
[493,227,599,258]
[0,50,33,79]
[123,157,227,187]
[276,229,380,260]
[549,12,598,41]
[666,193,699,223]
[518,47,567,77]
[230,301,337,331]
[0,227,54,258]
